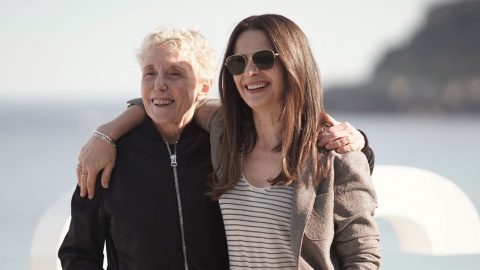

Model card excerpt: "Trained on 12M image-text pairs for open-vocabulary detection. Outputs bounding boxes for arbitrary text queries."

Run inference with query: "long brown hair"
[209,14,331,200]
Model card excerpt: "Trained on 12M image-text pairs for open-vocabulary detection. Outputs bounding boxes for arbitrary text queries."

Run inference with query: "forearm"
[336,237,381,270]
[194,98,221,133]
[96,103,145,141]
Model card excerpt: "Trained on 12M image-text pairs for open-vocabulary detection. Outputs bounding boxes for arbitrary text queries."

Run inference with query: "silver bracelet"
[92,130,117,148]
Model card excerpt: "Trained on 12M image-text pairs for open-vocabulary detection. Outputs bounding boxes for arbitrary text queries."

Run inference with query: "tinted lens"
[252,50,275,70]
[225,55,246,75]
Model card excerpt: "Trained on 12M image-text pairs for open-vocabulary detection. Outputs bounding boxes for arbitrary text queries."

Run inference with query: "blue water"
[0,101,479,269]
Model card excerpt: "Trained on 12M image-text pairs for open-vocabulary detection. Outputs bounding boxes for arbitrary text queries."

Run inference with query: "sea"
[0,100,479,269]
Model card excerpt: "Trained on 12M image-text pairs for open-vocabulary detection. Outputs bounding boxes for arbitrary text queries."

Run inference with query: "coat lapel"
[290,167,316,266]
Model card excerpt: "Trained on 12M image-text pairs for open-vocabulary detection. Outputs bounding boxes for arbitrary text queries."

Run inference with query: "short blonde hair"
[136,27,216,82]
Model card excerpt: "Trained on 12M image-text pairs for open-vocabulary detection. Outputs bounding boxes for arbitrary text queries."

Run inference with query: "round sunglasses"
[224,49,279,75]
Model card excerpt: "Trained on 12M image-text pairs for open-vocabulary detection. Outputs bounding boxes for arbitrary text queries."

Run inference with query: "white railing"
[30,165,480,269]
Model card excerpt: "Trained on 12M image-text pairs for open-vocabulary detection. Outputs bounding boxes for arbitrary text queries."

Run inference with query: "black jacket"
[59,117,229,269]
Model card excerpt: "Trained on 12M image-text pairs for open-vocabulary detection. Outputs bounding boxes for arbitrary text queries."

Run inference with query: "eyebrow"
[141,65,155,72]
[232,49,274,56]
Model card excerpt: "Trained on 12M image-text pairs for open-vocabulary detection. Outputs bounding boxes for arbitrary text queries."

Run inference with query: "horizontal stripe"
[220,175,296,269]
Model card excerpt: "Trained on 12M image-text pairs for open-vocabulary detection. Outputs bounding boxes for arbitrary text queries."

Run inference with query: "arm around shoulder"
[78,99,146,199]
[100,99,146,141]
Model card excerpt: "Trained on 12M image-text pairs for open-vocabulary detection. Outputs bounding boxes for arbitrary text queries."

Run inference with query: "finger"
[86,171,98,200]
[318,133,340,148]
[337,136,366,153]
[336,144,356,154]
[76,164,82,186]
[325,137,351,151]
[79,173,88,197]
[319,126,347,147]
[101,163,115,189]
[324,113,341,125]
[317,133,333,147]
[77,148,86,185]
[350,128,366,150]
[317,131,330,147]
[324,124,347,135]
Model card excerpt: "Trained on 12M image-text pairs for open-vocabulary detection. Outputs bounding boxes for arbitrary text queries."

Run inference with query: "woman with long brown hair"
[197,14,381,269]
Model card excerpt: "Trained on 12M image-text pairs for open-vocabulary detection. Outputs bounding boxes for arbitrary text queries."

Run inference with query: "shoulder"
[201,98,221,108]
[118,117,156,143]
[322,150,372,186]
[315,150,369,173]
[330,150,369,170]
[198,98,222,121]
[208,104,224,138]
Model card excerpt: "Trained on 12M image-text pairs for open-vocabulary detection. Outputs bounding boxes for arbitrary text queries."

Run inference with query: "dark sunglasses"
[224,49,279,75]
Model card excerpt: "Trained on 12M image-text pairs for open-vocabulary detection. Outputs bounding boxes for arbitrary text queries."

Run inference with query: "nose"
[154,75,167,91]
[244,57,259,76]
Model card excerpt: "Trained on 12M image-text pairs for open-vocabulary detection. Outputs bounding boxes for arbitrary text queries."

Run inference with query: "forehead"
[233,30,274,55]
[143,44,196,68]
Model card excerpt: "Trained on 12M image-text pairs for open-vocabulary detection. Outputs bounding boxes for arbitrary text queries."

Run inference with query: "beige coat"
[197,99,381,269]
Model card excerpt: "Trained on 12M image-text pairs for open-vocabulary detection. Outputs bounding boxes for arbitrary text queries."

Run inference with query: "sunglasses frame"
[224,49,279,75]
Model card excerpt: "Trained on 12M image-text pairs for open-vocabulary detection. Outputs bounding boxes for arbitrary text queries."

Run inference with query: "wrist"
[92,130,117,148]
[96,124,120,141]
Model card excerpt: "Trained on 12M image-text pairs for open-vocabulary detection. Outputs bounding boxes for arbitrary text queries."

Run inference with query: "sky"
[0,0,455,102]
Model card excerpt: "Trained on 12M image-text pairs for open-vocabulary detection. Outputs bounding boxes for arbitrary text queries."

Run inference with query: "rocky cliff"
[324,0,480,113]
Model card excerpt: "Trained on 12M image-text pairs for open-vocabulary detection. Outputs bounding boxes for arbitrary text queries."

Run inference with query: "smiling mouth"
[246,82,269,90]
[152,99,174,106]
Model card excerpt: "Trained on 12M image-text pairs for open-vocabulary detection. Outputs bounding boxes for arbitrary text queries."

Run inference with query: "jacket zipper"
[165,141,188,270]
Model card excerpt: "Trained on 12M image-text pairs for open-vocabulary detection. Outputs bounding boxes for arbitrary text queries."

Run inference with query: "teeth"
[247,83,267,90]
[153,99,173,105]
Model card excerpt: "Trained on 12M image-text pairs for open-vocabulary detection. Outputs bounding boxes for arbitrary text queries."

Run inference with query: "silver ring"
[80,172,88,176]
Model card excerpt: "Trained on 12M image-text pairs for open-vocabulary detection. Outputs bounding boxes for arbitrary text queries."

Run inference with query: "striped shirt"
[219,175,296,269]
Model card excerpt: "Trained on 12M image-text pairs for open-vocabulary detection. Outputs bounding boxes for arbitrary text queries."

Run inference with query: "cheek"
[272,68,285,92]
[233,76,243,91]
[141,80,152,94]
[140,84,148,99]
[178,86,199,108]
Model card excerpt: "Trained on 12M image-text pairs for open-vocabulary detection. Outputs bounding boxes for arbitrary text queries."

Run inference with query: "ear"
[197,78,213,102]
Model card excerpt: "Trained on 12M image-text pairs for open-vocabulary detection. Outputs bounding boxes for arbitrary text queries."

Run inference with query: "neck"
[153,120,191,145]
[252,109,283,150]
[162,133,179,145]
[158,127,180,144]
[152,109,195,144]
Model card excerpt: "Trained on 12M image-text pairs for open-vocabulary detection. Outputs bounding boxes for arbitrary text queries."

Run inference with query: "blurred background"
[1,0,479,269]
